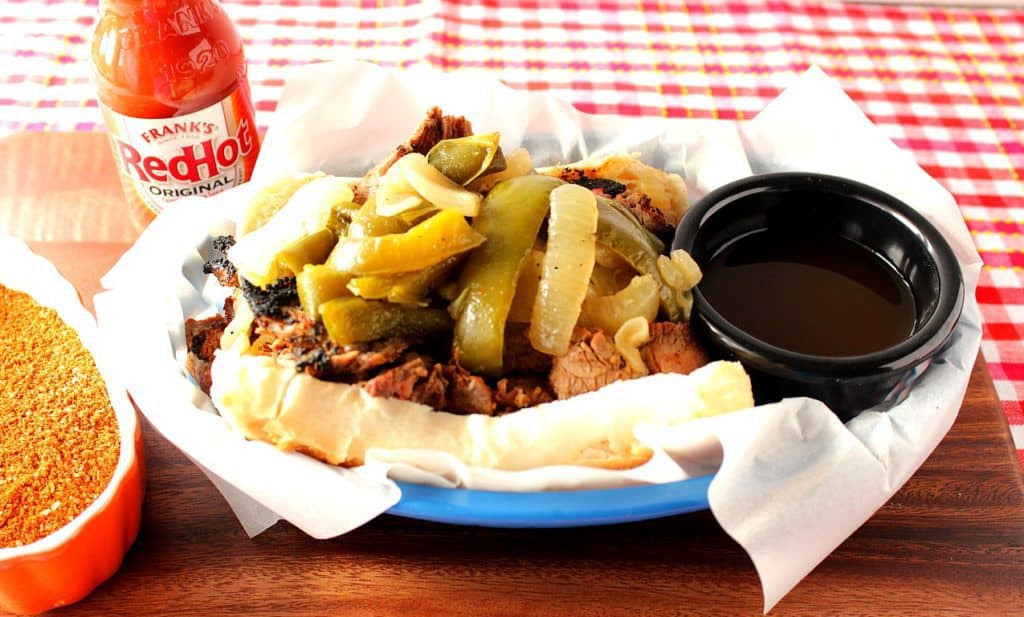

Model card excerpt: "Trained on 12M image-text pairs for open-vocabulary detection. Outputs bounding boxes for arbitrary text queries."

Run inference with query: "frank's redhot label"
[100,85,259,215]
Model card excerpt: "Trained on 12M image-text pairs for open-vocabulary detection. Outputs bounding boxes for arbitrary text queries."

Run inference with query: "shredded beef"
[548,328,647,399]
[412,363,449,410]
[330,339,412,379]
[360,357,496,415]
[252,306,324,358]
[353,107,475,203]
[202,235,238,287]
[249,304,413,383]
[641,321,709,375]
[296,340,413,382]
[443,363,496,415]
[363,355,431,400]
[495,377,555,413]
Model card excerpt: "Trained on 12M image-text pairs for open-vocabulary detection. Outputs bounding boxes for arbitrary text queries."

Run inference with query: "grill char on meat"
[241,277,299,318]
[551,167,673,236]
[203,235,238,287]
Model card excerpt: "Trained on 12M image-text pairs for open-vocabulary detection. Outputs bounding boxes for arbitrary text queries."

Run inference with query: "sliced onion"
[529,184,598,356]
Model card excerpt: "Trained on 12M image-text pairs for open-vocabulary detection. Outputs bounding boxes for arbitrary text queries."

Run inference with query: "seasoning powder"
[0,284,120,548]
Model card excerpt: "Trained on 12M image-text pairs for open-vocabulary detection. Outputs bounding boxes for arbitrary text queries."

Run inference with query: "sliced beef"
[359,357,495,415]
[202,235,238,287]
[502,323,552,375]
[549,328,646,399]
[641,321,710,375]
[331,338,412,379]
[412,363,449,410]
[353,107,475,203]
[363,355,430,400]
[495,377,555,413]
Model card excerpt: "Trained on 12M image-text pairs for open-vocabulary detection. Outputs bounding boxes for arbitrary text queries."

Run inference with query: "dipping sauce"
[699,231,916,357]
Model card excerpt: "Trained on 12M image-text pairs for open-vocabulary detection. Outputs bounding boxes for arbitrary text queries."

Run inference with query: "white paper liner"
[0,236,139,560]
[93,61,981,612]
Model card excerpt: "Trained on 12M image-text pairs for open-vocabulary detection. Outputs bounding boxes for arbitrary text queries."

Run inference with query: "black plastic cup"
[673,172,964,421]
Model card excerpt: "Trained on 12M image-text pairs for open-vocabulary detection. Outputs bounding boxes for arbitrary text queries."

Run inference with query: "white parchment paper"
[93,61,981,612]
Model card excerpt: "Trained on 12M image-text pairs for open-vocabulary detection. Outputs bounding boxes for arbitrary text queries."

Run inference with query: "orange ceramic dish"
[0,276,145,616]
[0,387,143,615]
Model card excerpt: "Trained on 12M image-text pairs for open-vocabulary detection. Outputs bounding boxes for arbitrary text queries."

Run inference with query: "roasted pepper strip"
[328,208,485,275]
[599,195,665,254]
[229,176,354,288]
[296,264,351,318]
[320,297,453,345]
[237,173,324,236]
[348,210,411,238]
[347,255,462,306]
[276,228,337,276]
[452,175,562,375]
[506,249,544,323]
[427,133,506,186]
[594,196,681,320]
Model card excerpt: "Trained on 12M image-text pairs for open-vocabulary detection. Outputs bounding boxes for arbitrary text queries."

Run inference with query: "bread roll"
[210,349,753,471]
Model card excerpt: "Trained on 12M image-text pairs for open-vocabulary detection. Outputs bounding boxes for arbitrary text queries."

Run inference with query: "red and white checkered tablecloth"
[2,0,1022,466]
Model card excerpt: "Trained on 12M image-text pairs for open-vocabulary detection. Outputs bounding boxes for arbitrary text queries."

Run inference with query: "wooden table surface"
[4,132,1024,616]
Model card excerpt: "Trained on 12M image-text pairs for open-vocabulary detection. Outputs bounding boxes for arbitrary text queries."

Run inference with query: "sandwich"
[185,107,753,472]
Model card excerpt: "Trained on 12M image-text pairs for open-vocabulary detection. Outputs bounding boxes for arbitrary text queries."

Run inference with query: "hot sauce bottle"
[92,0,260,229]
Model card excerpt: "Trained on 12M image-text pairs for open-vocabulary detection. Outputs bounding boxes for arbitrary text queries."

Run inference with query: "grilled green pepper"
[329,208,485,275]
[452,174,562,375]
[327,201,358,237]
[347,255,462,306]
[276,228,337,276]
[296,264,351,318]
[230,176,354,288]
[348,210,412,238]
[320,297,452,345]
[594,196,681,320]
[237,173,324,235]
[427,133,507,186]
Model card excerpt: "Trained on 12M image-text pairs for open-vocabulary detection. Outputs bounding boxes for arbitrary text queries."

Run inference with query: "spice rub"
[0,285,120,548]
